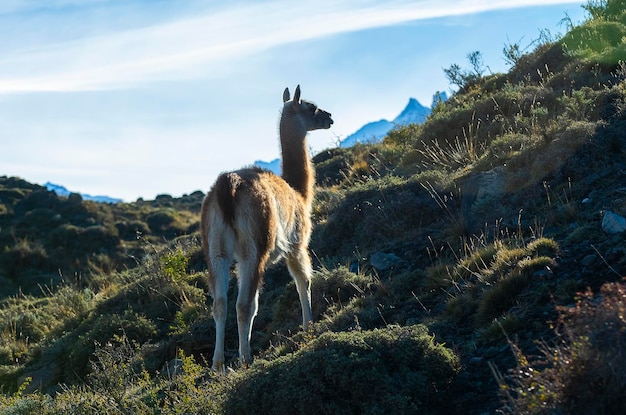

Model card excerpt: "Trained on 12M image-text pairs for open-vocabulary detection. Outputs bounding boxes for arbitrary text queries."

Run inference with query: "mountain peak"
[407,97,421,107]
[392,98,430,126]
[338,97,432,148]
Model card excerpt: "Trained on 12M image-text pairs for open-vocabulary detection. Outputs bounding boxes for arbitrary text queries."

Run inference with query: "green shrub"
[224,325,459,415]
[160,248,190,282]
[313,148,352,186]
[14,189,59,216]
[48,224,81,250]
[426,263,455,291]
[2,239,49,280]
[437,237,559,328]
[0,188,25,204]
[311,188,344,224]
[562,20,626,64]
[268,266,374,334]
[476,274,529,325]
[79,225,119,253]
[14,208,62,238]
[525,237,559,257]
[312,178,434,258]
[0,339,221,415]
[445,293,479,323]
[456,244,498,279]
[63,309,158,382]
[146,210,186,239]
[146,210,175,229]
[0,377,52,414]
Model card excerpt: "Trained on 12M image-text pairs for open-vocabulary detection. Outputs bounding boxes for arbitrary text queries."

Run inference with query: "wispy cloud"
[0,0,580,93]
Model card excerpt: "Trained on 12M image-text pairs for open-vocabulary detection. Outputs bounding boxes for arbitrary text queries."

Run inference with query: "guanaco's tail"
[201,172,240,265]
[214,172,243,228]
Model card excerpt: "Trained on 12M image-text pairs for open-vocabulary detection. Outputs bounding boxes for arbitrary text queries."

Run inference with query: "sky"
[0,0,588,202]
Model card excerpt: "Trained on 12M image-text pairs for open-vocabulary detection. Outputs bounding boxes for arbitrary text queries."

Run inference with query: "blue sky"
[0,0,587,201]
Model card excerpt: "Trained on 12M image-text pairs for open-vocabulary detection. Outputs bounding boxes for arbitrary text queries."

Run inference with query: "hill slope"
[0,179,203,297]
[1,3,626,414]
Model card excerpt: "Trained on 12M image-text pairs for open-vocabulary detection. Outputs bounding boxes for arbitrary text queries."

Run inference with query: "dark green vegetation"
[0,179,203,296]
[1,2,626,413]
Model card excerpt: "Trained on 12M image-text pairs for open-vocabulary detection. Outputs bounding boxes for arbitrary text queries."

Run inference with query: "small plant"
[86,334,151,411]
[162,350,220,414]
[444,51,488,89]
[434,233,559,331]
[476,273,529,325]
[0,377,52,414]
[169,301,204,336]
[160,248,190,282]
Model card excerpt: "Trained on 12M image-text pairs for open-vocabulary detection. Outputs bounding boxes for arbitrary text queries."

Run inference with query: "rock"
[602,211,626,234]
[369,252,403,271]
[582,254,596,267]
[18,363,60,393]
[460,167,506,231]
[474,167,506,201]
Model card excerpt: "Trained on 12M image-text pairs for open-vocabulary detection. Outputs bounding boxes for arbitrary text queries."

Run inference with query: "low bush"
[224,325,459,415]
[2,239,50,280]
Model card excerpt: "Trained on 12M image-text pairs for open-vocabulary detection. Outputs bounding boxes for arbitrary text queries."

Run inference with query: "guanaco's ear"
[293,85,301,104]
[283,87,290,103]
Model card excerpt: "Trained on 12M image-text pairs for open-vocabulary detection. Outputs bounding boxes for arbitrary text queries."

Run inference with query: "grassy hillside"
[0,178,203,297]
[1,2,626,413]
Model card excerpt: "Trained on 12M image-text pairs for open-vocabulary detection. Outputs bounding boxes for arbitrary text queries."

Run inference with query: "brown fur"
[200,85,332,370]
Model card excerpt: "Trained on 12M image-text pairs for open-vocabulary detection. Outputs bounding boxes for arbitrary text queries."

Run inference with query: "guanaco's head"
[282,85,333,131]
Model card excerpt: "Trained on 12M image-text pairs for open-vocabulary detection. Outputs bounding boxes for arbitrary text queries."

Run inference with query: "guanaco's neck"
[279,115,315,206]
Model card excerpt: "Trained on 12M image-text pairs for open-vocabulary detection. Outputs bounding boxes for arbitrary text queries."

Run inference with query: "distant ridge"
[254,92,446,173]
[45,182,123,204]
[338,119,395,148]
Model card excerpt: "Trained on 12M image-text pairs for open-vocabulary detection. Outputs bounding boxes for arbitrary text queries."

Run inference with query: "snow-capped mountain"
[253,92,446,174]
[45,182,122,204]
